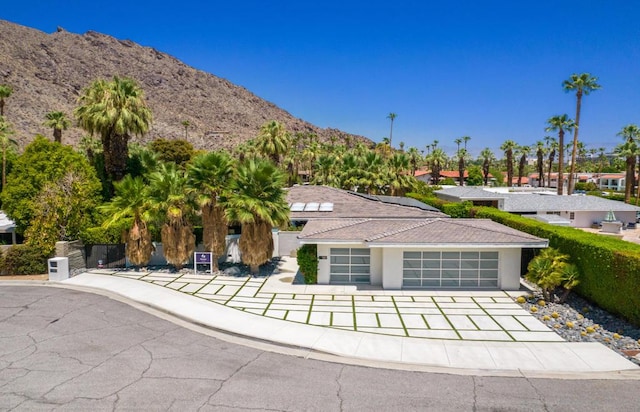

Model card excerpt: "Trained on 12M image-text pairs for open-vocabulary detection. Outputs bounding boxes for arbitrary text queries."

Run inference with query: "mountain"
[0,20,370,150]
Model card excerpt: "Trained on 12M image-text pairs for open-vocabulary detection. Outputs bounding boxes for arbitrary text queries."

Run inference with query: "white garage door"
[330,248,370,284]
[402,251,499,288]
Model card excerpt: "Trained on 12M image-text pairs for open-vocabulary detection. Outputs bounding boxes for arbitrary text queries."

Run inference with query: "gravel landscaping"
[513,286,640,365]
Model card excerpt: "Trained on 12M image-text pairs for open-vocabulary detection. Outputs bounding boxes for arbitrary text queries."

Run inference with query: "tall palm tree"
[500,140,517,187]
[387,112,397,148]
[563,73,601,194]
[0,117,17,188]
[75,76,152,182]
[479,148,494,186]
[43,111,71,144]
[545,115,575,195]
[147,162,196,270]
[544,137,558,188]
[224,159,289,275]
[407,147,421,176]
[516,145,530,187]
[429,148,447,185]
[456,148,467,186]
[181,120,190,140]
[187,151,234,271]
[616,124,640,203]
[454,138,462,153]
[0,85,13,117]
[462,136,471,150]
[100,175,153,267]
[535,141,546,187]
[255,120,289,165]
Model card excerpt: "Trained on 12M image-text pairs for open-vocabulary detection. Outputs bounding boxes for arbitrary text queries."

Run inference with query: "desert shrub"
[0,245,49,275]
[296,244,318,284]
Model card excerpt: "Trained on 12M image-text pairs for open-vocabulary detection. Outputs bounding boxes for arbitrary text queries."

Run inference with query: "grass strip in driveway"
[390,296,409,337]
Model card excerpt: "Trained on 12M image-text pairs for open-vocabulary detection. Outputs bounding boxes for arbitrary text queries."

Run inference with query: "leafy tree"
[25,170,101,255]
[43,111,71,144]
[149,138,195,166]
[1,136,101,235]
[387,112,397,148]
[75,76,152,183]
[0,116,18,189]
[0,84,13,117]
[224,159,289,275]
[500,140,517,187]
[147,162,196,270]
[545,115,575,195]
[466,165,484,186]
[100,175,154,267]
[563,73,601,194]
[255,120,289,165]
[187,151,234,270]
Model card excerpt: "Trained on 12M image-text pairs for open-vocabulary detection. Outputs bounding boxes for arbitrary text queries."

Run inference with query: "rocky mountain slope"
[0,20,369,150]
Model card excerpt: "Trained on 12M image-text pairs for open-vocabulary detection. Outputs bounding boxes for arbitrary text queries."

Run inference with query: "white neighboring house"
[287,185,548,290]
[435,187,640,228]
[598,174,626,191]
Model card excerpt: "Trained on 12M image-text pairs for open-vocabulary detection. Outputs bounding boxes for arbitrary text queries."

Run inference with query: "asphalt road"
[1,285,639,411]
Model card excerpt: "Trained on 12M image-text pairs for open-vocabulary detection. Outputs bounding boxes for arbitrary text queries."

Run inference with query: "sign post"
[194,252,213,275]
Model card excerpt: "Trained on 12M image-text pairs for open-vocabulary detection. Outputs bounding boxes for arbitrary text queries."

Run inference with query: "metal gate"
[85,244,126,269]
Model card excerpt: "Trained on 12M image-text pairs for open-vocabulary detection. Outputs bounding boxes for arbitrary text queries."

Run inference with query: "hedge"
[472,206,640,326]
[0,245,49,275]
[296,244,318,284]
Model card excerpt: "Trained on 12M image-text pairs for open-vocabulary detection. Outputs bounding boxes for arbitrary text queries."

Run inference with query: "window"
[330,248,370,284]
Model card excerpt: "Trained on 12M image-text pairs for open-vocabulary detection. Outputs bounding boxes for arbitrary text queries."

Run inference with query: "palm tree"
[456,148,467,186]
[545,115,575,195]
[255,120,289,165]
[181,120,190,140]
[500,140,517,187]
[479,148,494,186]
[525,248,570,302]
[187,151,234,271]
[616,124,640,203]
[43,111,71,144]
[544,137,558,188]
[387,152,414,196]
[462,136,471,150]
[387,112,397,148]
[563,73,601,194]
[75,76,152,182]
[224,159,289,275]
[312,154,338,186]
[534,141,546,188]
[429,148,447,185]
[147,162,196,270]
[0,85,13,117]
[454,138,462,153]
[100,175,153,267]
[516,145,530,187]
[0,117,17,188]
[407,147,421,176]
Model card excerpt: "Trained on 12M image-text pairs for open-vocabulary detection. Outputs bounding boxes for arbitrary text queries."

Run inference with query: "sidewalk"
[59,257,639,377]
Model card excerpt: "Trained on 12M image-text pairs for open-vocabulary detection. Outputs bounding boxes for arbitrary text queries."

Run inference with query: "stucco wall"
[278,231,302,257]
[498,249,521,290]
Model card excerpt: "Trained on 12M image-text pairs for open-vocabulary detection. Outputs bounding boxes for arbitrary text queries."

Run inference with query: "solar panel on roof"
[304,202,320,211]
[290,202,305,212]
[319,202,334,212]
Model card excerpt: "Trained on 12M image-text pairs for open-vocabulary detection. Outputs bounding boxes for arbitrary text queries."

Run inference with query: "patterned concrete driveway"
[87,258,562,344]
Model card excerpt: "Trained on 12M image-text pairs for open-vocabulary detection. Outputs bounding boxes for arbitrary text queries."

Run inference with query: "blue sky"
[3,1,640,156]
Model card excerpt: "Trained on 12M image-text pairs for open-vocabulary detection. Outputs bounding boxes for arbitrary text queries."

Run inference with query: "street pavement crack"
[336,365,345,412]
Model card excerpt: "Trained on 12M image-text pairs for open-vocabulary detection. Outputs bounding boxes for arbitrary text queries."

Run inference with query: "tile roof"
[298,218,547,246]
[286,185,447,219]
[502,193,640,212]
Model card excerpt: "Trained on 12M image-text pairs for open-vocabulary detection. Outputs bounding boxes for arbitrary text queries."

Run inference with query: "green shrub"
[473,206,640,326]
[442,201,472,218]
[0,245,49,275]
[574,182,598,192]
[441,177,457,185]
[406,192,447,211]
[80,224,125,245]
[296,244,318,284]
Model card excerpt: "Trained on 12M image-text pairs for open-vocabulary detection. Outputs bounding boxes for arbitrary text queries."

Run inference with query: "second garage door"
[403,251,499,288]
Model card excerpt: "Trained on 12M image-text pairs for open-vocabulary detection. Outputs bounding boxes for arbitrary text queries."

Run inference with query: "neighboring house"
[286,185,548,290]
[598,174,626,191]
[435,187,640,228]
